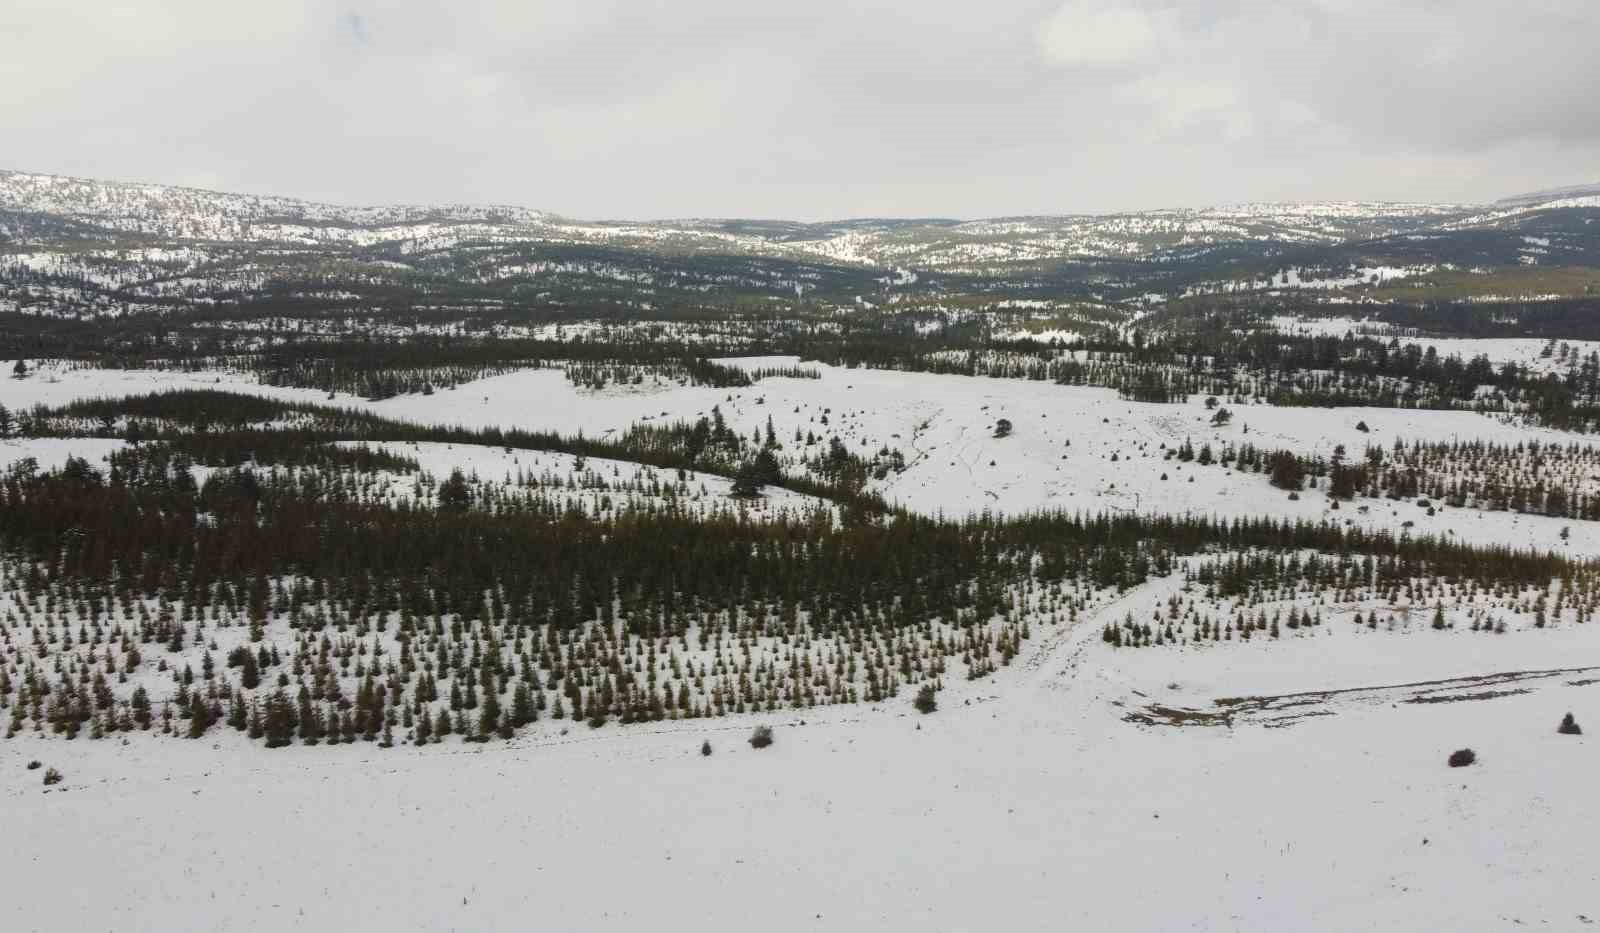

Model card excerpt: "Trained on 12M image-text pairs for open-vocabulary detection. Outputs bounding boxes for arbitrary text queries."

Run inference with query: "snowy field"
[4,593,1595,933]
[4,358,1599,932]
[338,441,836,521]
[1271,316,1600,377]
[13,356,1600,554]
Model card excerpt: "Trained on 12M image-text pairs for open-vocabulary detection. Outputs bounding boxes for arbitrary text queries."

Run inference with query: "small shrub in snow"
[1448,748,1476,768]
[701,740,713,756]
[42,767,63,786]
[914,685,938,714]
[749,725,774,749]
[26,760,42,770]
[1558,713,1582,735]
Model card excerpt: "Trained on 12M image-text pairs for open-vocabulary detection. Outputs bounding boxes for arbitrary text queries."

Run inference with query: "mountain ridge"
[3,167,1599,319]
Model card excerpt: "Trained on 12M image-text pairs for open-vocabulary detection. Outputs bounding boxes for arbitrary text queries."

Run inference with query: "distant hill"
[1496,182,1600,207]
[3,167,1599,319]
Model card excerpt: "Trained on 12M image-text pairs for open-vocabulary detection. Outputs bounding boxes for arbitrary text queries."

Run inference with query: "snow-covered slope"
[6,167,1593,275]
[6,352,1600,932]
[12,355,1600,555]
[5,569,1594,933]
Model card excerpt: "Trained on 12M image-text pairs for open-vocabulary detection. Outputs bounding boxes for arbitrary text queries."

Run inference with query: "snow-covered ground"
[5,582,1594,933]
[1272,317,1600,376]
[350,440,834,520]
[10,357,1600,554]
[5,358,1599,932]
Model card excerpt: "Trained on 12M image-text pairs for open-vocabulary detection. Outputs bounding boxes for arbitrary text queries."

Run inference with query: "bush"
[42,767,63,786]
[700,740,713,757]
[1558,713,1582,735]
[749,725,773,749]
[914,685,937,714]
[1448,748,1476,768]
[26,760,41,770]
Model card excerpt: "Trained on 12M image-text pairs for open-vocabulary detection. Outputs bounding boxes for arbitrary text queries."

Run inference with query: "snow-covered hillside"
[4,571,1594,932]
[13,354,1600,555]
[5,167,1593,276]
[0,169,1462,259]
[6,347,1600,933]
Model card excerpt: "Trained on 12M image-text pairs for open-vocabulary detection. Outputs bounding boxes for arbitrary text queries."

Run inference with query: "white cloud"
[1037,1,1172,67]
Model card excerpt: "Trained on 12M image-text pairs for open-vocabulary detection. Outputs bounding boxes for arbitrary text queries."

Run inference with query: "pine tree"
[438,469,472,513]
[511,683,534,727]
[131,686,152,729]
[730,461,763,498]
[240,651,260,690]
[263,689,295,748]
[477,686,501,739]
[188,692,212,738]
[298,689,324,744]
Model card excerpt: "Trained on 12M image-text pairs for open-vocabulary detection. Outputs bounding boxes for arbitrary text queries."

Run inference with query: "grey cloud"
[0,0,1592,219]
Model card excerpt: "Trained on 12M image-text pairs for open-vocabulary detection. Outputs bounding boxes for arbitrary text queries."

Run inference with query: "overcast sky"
[3,0,1596,220]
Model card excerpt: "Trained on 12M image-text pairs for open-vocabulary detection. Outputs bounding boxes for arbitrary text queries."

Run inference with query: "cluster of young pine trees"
[1103,551,1594,649]
[0,384,1589,750]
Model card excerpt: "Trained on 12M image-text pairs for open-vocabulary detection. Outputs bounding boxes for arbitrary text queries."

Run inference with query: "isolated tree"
[187,692,213,738]
[263,689,296,748]
[130,687,152,729]
[914,684,937,714]
[1558,712,1582,735]
[239,651,260,690]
